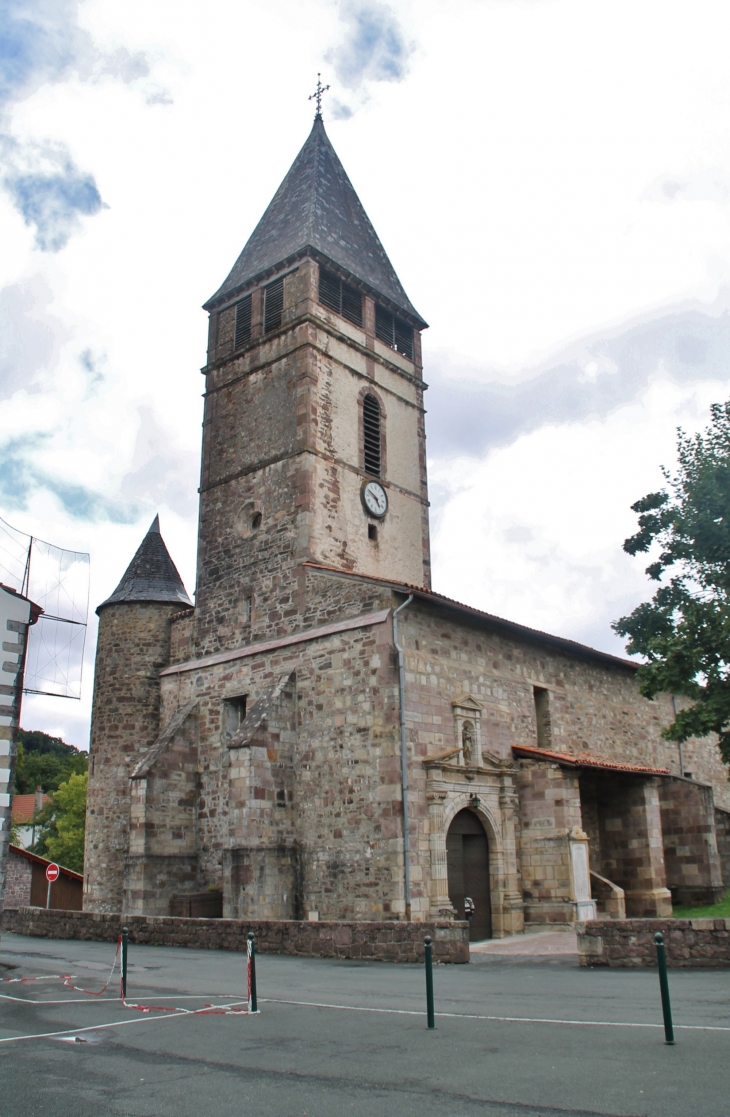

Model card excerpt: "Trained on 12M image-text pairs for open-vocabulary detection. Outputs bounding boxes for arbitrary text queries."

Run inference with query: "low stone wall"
[1,907,469,964]
[577,918,730,967]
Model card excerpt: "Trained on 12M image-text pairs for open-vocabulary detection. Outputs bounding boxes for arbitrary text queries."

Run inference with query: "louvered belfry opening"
[363,394,382,476]
[264,276,284,333]
[234,293,252,349]
[318,267,363,327]
[375,305,414,361]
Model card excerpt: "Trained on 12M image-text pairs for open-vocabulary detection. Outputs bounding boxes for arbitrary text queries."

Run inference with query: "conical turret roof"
[98,516,193,613]
[205,116,426,326]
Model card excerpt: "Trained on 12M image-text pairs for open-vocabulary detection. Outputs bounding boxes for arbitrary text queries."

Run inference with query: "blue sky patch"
[5,161,104,250]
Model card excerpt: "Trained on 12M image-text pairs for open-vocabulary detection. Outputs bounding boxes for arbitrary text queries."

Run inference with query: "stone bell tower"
[194,111,431,657]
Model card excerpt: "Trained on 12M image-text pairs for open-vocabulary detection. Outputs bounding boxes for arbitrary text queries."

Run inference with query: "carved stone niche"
[452,695,483,766]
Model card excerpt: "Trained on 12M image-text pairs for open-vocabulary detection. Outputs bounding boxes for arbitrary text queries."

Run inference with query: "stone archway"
[446,808,492,941]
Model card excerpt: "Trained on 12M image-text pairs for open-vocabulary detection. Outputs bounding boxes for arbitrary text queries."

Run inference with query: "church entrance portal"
[446,809,492,940]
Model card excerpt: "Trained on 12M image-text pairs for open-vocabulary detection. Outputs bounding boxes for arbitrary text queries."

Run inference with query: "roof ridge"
[300,561,637,671]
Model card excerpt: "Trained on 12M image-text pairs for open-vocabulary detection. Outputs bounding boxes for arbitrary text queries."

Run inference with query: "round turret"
[84,517,193,913]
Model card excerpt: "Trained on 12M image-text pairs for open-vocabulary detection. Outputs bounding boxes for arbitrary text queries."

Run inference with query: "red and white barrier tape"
[62,935,123,997]
[5,934,258,1016]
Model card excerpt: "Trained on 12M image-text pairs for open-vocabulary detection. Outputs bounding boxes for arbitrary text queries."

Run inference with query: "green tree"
[32,771,87,874]
[613,400,730,764]
[14,729,87,794]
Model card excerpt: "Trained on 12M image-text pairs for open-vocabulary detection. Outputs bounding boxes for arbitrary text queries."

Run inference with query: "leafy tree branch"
[614,400,730,765]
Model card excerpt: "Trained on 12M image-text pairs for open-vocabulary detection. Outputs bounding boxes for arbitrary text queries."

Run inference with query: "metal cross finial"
[309,73,330,119]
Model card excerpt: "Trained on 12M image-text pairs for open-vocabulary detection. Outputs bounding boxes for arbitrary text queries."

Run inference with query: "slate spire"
[98,516,193,612]
[205,116,426,326]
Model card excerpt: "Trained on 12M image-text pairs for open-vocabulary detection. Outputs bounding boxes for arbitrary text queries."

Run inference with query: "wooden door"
[446,808,492,941]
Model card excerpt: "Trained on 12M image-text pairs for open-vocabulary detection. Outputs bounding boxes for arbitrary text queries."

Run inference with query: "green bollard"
[247,932,258,1013]
[424,935,435,1030]
[121,926,129,1001]
[654,931,675,1044]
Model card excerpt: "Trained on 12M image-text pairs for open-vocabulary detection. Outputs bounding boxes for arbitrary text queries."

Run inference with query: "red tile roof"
[511,744,670,776]
[11,793,51,822]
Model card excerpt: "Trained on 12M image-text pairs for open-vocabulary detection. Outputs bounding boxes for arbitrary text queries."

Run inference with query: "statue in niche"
[462,720,475,765]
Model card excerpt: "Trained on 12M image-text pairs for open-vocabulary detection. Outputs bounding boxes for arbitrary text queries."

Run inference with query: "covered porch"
[514,744,725,925]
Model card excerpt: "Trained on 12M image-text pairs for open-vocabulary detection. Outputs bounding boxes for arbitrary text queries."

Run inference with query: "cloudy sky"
[2,0,730,749]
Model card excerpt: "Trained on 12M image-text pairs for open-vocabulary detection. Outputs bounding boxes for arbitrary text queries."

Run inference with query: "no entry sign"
[45,863,60,883]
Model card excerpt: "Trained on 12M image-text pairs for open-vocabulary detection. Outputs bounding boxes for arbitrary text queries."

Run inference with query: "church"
[84,108,730,939]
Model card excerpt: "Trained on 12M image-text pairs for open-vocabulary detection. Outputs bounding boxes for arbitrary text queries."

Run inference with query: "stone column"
[601,778,672,917]
[497,780,525,936]
[427,787,455,918]
[659,776,724,905]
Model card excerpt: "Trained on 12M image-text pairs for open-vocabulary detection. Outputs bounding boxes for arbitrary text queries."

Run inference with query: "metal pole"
[46,880,51,909]
[248,932,258,1013]
[393,594,414,921]
[424,935,435,1029]
[654,932,675,1044]
[122,926,129,1000]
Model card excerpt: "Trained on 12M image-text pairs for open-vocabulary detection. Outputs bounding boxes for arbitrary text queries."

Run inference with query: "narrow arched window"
[363,394,381,476]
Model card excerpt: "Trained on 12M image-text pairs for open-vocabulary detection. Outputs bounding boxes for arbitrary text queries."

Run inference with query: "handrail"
[589,869,625,896]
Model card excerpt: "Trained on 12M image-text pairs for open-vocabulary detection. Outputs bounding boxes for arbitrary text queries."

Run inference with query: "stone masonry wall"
[577,918,730,967]
[593,778,671,917]
[94,565,730,931]
[164,576,730,930]
[2,907,469,963]
[85,601,180,913]
[658,777,724,905]
[373,595,728,926]
[4,848,31,909]
[514,763,581,928]
[159,576,405,922]
[125,708,201,916]
[395,600,730,806]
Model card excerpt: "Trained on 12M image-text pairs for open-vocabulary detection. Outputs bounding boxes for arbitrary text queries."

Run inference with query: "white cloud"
[3,0,730,748]
[326,0,414,117]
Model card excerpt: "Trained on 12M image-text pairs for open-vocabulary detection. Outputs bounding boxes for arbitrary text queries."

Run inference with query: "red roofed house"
[11,788,52,850]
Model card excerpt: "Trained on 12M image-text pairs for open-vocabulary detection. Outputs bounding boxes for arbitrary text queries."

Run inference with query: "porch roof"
[511,744,670,777]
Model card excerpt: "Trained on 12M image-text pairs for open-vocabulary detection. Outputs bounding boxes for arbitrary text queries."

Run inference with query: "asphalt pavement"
[1,930,728,1117]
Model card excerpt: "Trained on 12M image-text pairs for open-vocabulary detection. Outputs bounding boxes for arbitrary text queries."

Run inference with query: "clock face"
[362,480,388,518]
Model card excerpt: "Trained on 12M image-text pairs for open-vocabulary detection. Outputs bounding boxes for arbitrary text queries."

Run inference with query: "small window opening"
[223,695,247,742]
[244,595,252,623]
[533,687,551,750]
[251,511,262,532]
[363,394,382,476]
[319,268,363,326]
[368,523,378,541]
[264,276,284,333]
[375,305,414,360]
[234,294,252,349]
